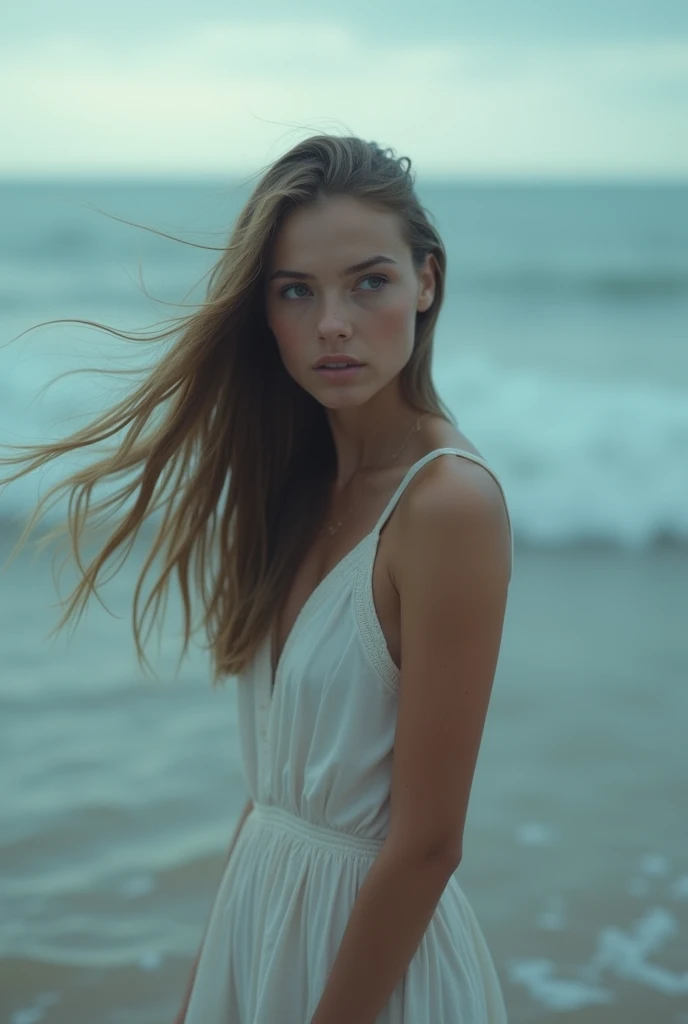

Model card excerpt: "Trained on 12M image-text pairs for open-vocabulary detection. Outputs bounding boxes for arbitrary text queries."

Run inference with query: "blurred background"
[1,2,687,1022]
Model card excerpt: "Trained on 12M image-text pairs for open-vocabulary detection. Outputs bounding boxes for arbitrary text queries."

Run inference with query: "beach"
[1,531,686,1023]
[1,177,686,1022]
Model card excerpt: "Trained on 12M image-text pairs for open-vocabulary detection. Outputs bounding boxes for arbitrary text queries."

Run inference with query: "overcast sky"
[3,0,686,179]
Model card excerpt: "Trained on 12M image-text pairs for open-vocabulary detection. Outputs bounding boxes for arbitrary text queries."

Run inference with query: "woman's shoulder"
[410,418,491,493]
[391,418,510,570]
[379,416,494,547]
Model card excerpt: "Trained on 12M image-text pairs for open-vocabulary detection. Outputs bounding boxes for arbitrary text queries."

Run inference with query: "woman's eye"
[360,274,388,291]
[280,283,307,299]
[279,274,388,299]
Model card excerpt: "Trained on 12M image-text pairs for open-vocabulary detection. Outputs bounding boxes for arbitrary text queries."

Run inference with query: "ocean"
[0,179,686,1023]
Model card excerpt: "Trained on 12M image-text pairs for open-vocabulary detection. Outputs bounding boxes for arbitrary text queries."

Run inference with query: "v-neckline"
[263,446,471,700]
[267,532,371,697]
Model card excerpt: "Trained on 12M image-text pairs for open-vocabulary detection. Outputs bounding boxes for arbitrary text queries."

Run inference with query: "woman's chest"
[272,520,402,681]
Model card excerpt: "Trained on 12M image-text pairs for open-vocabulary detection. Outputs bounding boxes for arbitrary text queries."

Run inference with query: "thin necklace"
[326,413,428,537]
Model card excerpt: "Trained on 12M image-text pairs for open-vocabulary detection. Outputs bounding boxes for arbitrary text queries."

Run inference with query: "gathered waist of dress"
[248,802,385,859]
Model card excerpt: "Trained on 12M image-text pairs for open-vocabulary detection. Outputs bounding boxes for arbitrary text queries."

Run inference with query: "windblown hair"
[0,132,455,687]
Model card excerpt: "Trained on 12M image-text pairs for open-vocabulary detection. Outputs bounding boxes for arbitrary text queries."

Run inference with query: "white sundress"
[184,448,514,1023]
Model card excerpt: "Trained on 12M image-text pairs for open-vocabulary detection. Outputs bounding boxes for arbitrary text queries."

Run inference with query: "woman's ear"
[417,253,437,313]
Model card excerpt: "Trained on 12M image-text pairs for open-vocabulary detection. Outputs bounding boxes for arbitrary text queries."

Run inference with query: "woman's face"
[263,195,435,409]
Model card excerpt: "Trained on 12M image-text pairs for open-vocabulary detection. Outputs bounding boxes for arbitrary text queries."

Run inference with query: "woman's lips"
[314,364,366,381]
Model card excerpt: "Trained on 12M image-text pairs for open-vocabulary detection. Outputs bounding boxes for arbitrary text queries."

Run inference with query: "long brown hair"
[0,133,456,687]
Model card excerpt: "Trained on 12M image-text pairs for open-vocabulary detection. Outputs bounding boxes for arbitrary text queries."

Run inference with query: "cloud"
[1,22,686,177]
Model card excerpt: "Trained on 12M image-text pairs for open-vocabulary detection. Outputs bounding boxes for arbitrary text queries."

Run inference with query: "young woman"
[1,135,513,1023]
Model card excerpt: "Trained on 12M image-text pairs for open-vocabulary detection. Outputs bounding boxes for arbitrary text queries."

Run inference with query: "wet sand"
[1,535,686,1023]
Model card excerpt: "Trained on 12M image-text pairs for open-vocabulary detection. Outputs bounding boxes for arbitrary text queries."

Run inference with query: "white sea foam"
[3,349,686,548]
[513,904,688,1009]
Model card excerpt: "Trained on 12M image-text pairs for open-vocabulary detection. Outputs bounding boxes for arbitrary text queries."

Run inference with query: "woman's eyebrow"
[268,255,398,282]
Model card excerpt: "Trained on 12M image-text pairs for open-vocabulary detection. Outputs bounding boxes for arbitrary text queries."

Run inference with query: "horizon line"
[0,172,686,187]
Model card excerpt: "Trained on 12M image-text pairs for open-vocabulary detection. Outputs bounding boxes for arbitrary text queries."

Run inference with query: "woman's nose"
[316,299,353,332]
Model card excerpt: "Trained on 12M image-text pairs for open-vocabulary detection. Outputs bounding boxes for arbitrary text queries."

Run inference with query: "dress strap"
[372,448,514,576]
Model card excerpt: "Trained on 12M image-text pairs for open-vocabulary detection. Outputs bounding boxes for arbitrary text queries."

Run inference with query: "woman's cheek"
[373,298,415,349]
[273,327,310,380]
